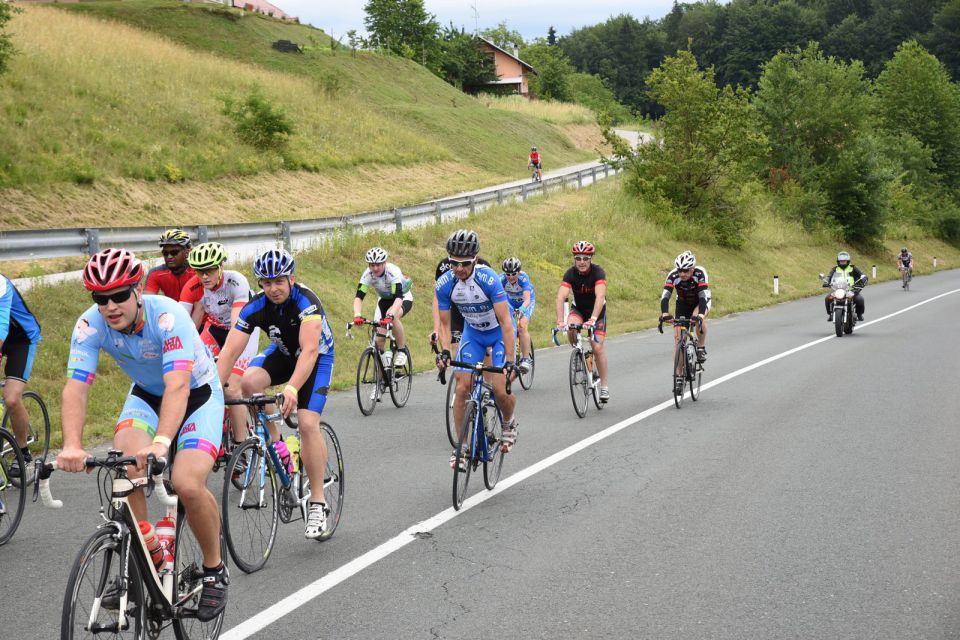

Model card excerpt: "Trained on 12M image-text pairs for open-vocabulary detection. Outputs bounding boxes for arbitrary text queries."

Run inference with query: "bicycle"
[513,308,535,391]
[0,425,26,545]
[221,394,344,573]
[39,451,226,639]
[347,319,413,416]
[659,315,703,409]
[552,324,603,418]
[530,165,542,183]
[440,360,511,510]
[0,376,52,483]
[900,266,912,290]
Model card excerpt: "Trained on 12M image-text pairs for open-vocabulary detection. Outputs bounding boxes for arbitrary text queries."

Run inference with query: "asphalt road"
[3,269,960,639]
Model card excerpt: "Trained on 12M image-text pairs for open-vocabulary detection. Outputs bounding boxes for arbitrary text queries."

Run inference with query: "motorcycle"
[820,272,866,337]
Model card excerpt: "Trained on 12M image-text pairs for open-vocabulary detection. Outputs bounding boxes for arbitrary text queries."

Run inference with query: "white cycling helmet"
[674,251,696,270]
[365,247,388,264]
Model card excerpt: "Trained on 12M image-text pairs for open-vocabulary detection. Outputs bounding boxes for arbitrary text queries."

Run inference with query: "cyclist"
[528,146,542,181]
[58,248,228,622]
[145,228,195,300]
[897,247,913,287]
[823,251,867,321]
[555,241,609,402]
[431,254,490,350]
[352,247,413,368]
[435,229,518,466]
[500,257,535,374]
[215,249,335,540]
[179,242,259,447]
[659,251,711,363]
[0,273,42,479]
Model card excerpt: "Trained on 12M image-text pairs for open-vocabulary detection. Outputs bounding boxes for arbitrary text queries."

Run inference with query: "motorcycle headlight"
[834,289,846,299]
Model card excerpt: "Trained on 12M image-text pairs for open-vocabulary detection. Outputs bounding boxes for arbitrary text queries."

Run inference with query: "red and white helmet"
[572,241,595,255]
[82,249,144,292]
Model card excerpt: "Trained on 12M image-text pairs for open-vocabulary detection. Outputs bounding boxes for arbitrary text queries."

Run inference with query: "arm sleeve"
[355,284,367,300]
[0,279,12,343]
[391,282,403,301]
[660,287,673,313]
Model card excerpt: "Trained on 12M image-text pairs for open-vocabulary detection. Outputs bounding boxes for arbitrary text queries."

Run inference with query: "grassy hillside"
[0,1,597,228]
[20,177,960,449]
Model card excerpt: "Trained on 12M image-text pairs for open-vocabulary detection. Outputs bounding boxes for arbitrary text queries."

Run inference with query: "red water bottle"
[156,515,176,566]
[139,521,164,570]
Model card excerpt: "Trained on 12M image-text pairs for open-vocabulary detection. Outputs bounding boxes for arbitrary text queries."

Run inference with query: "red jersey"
[529,152,541,164]
[144,264,195,301]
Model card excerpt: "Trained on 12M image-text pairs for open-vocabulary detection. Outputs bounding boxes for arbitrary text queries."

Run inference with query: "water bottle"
[139,521,164,570]
[155,515,176,566]
[284,435,301,473]
[273,440,293,474]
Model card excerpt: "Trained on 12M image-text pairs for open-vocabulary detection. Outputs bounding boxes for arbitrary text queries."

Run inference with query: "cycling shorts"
[202,324,259,377]
[567,305,607,338]
[115,383,224,460]
[374,294,413,321]
[455,325,505,371]
[1,339,37,383]
[249,347,333,415]
[674,299,711,319]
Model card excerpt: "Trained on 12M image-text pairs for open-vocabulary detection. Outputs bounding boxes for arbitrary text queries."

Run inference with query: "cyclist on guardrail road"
[0,273,42,480]
[435,230,518,466]
[897,247,913,286]
[145,228,195,300]
[556,241,610,403]
[823,251,867,321]
[500,256,535,374]
[659,251,712,363]
[528,146,542,180]
[431,254,490,349]
[58,248,228,622]
[215,249,336,540]
[180,242,260,447]
[352,247,413,367]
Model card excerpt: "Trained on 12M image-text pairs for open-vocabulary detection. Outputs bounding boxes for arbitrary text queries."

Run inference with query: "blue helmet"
[253,249,295,280]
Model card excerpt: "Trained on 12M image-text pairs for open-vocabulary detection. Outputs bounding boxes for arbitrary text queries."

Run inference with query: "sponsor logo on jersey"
[181,422,197,434]
[73,319,98,344]
[163,336,183,353]
[157,312,175,333]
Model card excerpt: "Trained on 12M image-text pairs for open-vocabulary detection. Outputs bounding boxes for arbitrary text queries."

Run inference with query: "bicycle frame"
[442,360,509,461]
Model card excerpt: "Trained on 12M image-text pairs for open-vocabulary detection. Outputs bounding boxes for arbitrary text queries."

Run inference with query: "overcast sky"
[276,1,684,41]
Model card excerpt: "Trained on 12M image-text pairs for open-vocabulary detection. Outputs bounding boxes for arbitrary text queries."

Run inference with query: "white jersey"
[359,263,412,299]
[180,270,252,329]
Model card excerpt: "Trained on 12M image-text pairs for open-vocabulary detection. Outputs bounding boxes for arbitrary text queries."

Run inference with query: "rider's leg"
[593,336,608,387]
[854,292,865,319]
[518,315,531,359]
[171,449,221,566]
[296,408,327,496]
[113,395,155,523]
[2,378,29,448]
[224,372,249,443]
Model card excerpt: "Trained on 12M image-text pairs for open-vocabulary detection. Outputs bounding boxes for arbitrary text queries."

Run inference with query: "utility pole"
[470,2,479,35]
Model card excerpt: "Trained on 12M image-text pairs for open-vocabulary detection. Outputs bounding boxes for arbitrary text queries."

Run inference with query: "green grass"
[20,177,960,449]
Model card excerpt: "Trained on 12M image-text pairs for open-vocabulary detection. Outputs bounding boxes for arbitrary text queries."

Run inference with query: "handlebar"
[346,319,392,338]
[225,393,285,408]
[552,323,595,346]
[658,315,701,334]
[437,360,512,395]
[33,453,175,509]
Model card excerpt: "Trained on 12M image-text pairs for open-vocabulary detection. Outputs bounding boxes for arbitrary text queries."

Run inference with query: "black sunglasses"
[448,257,475,267]
[161,247,185,257]
[92,286,136,306]
[504,271,519,276]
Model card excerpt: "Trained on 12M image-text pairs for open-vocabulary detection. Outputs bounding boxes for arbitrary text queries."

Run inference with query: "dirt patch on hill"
[562,123,607,157]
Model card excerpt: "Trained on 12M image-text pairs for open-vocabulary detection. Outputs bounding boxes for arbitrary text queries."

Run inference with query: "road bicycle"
[553,324,603,418]
[659,316,703,409]
[0,425,26,545]
[221,394,344,573]
[431,332,462,448]
[0,376,52,484]
[347,319,413,416]
[39,451,226,639]
[441,360,511,510]
[530,164,542,183]
[513,308,535,391]
[900,265,912,290]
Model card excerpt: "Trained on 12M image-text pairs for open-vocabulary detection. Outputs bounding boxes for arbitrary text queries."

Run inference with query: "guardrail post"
[577,170,583,188]
[497,190,503,205]
[591,167,598,183]
[521,184,528,201]
[468,195,475,214]
[197,225,209,244]
[434,201,442,224]
[393,208,402,232]
[85,228,101,256]
[280,221,292,251]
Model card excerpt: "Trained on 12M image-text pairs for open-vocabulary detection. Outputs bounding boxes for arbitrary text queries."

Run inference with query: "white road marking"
[221,287,960,640]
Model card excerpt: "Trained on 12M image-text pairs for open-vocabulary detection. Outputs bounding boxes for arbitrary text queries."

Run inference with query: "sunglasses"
[161,247,184,257]
[679,268,693,273]
[504,271,519,276]
[448,257,475,267]
[92,286,136,306]
[574,255,592,262]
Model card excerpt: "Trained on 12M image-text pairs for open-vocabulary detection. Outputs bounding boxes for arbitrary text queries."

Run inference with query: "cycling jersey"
[529,152,541,167]
[0,275,41,346]
[561,263,607,313]
[500,271,535,309]
[898,252,913,267]
[661,266,711,314]
[67,295,219,397]
[356,262,412,300]
[436,264,509,334]
[235,283,334,358]
[179,270,252,330]
[145,264,195,300]
[436,257,490,335]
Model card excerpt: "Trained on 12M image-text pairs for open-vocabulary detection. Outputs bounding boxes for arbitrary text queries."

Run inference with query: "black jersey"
[661,266,710,313]
[561,263,607,312]
[235,284,333,358]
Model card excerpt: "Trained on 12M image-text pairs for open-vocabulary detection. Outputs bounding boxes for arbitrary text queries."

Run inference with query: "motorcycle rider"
[823,251,867,321]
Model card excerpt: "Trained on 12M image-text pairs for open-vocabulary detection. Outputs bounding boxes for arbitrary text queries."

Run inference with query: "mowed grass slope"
[0,2,595,228]
[21,178,960,448]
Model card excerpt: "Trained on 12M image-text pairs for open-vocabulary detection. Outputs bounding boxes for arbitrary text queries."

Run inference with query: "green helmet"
[188,242,227,270]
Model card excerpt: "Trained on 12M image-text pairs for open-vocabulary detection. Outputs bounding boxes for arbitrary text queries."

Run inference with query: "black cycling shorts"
[377,297,413,319]
[1,339,37,383]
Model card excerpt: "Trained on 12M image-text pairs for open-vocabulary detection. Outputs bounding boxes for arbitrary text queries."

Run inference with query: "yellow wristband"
[284,385,299,396]
[153,435,172,448]
[589,316,598,322]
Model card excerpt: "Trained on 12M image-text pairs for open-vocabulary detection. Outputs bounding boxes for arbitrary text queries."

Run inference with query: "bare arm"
[217,329,250,385]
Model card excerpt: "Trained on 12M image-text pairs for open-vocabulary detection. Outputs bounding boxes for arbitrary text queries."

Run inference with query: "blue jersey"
[499,271,535,309]
[68,295,218,397]
[435,264,509,333]
[0,275,41,345]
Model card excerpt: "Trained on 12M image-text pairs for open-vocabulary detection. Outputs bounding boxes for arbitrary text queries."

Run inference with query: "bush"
[221,86,294,150]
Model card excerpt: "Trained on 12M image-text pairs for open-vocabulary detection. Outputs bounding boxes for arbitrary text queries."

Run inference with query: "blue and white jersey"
[499,271,535,309]
[68,295,219,397]
[436,265,508,333]
[0,275,41,345]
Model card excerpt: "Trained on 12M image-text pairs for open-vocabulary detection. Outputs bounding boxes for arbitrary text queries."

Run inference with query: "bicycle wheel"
[355,347,381,416]
[687,344,701,402]
[589,351,604,410]
[61,527,145,640]
[518,339,535,390]
[453,400,476,510]
[482,401,504,490]
[173,504,227,640]
[445,373,457,448]
[0,428,26,545]
[222,440,278,574]
[389,347,413,408]
[1,391,50,462]
[568,349,589,418]
[673,344,685,409]
[299,422,344,542]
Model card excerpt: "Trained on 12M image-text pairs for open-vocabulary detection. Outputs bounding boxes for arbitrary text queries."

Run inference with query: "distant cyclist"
[897,247,913,287]
[555,241,609,402]
[145,228,194,300]
[500,257,534,374]
[352,247,412,368]
[179,242,259,447]
[823,251,867,321]
[659,251,711,363]
[528,146,542,181]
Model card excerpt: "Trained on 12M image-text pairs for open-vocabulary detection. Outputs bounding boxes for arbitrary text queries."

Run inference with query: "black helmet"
[901,247,908,253]
[446,229,480,257]
[502,256,521,273]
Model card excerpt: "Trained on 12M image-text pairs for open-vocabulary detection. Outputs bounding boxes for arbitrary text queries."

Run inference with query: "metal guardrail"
[1,162,618,264]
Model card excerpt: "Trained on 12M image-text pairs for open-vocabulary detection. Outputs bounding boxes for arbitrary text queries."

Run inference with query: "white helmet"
[675,251,696,270]
[365,247,388,264]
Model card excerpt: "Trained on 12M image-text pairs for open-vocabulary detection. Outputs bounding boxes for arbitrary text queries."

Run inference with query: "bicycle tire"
[222,440,278,574]
[518,338,535,390]
[174,503,227,640]
[445,372,457,448]
[1,391,50,463]
[568,349,589,418]
[356,347,381,416]
[673,343,685,409]
[690,363,702,401]
[388,347,413,408]
[453,400,476,510]
[61,527,145,640]
[0,428,26,545]
[300,422,344,542]
[590,351,604,410]
[482,401,504,490]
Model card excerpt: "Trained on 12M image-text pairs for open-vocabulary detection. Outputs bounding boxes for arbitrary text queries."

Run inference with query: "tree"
[364,0,440,66]
[0,0,20,76]
[437,24,497,90]
[480,21,525,49]
[521,42,574,100]
[925,0,960,80]
[547,26,557,45]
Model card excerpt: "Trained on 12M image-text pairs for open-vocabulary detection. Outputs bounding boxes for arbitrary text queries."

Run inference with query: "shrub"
[221,85,294,151]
